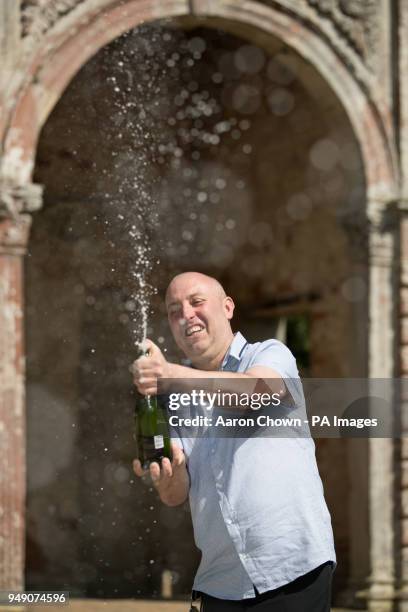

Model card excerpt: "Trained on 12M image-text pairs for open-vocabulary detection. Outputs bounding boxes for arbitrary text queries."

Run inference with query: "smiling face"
[165,272,235,369]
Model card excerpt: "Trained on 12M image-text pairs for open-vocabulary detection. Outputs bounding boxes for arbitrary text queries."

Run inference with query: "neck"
[190,330,235,371]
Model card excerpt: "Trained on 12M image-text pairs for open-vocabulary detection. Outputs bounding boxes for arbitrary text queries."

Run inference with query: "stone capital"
[0,180,43,254]
[0,179,43,220]
[398,200,408,213]
[367,200,399,269]
[366,199,399,231]
[338,200,398,265]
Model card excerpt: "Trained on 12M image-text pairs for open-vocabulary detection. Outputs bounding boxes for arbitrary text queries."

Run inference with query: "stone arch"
[2,0,398,199]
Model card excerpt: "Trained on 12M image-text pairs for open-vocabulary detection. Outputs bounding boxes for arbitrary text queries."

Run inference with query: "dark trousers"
[194,562,334,612]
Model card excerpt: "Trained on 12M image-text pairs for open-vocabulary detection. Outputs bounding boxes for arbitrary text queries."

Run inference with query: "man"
[133,272,336,611]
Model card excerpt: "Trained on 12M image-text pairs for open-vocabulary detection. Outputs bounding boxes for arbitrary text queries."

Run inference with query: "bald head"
[165,271,234,369]
[165,272,226,305]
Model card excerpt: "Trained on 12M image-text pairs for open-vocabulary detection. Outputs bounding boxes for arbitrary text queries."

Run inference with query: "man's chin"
[183,336,209,355]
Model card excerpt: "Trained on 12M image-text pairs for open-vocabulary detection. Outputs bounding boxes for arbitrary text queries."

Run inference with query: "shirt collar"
[182,332,248,370]
[221,332,248,369]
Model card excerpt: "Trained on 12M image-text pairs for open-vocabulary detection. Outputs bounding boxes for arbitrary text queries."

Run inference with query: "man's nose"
[181,303,195,319]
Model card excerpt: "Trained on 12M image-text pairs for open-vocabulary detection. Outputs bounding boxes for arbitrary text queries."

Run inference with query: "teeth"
[186,325,204,336]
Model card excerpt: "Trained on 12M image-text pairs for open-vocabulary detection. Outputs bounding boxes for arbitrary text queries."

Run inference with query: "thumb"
[139,338,153,355]
[143,338,161,357]
[171,443,185,467]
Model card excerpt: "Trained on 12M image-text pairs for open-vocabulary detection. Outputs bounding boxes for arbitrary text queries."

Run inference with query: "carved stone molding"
[338,201,398,266]
[0,180,42,253]
[0,180,43,220]
[398,200,408,214]
[366,200,398,231]
[20,0,86,38]
[367,200,399,268]
[19,0,380,65]
[306,0,380,69]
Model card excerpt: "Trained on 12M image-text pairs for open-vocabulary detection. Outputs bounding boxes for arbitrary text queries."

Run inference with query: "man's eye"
[192,300,203,306]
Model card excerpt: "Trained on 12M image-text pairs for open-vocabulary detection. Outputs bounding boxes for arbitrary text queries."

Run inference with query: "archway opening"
[25,17,367,600]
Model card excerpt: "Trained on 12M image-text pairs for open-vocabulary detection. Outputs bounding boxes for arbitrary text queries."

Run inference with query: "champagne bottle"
[135,393,172,469]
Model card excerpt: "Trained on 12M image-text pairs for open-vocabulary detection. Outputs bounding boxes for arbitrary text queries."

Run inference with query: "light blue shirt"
[174,332,336,600]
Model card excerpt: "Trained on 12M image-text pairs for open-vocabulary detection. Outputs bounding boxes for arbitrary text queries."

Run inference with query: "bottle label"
[154,435,164,450]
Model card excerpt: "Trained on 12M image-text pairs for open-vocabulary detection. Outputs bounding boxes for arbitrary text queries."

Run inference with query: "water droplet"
[310,139,339,171]
[231,84,261,115]
[267,55,297,85]
[197,192,208,203]
[188,37,206,54]
[267,88,295,116]
[234,45,265,74]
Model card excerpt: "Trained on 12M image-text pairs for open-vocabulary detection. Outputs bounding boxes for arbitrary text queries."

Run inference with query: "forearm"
[166,363,286,398]
[169,363,251,381]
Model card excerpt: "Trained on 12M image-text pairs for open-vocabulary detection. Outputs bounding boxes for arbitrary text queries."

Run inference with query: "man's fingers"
[135,376,157,386]
[137,386,158,396]
[133,459,148,478]
[149,461,161,482]
[132,354,153,380]
[149,458,173,487]
[161,457,173,478]
[136,355,150,369]
[132,357,150,381]
[133,458,173,484]
[133,377,158,395]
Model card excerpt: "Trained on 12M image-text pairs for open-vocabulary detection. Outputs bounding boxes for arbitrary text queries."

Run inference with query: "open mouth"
[185,324,205,337]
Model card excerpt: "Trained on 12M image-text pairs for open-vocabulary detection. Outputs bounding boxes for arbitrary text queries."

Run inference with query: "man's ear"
[224,296,235,320]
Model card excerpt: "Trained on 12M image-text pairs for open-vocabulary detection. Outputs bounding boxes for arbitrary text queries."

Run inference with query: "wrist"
[166,361,176,380]
[160,362,174,392]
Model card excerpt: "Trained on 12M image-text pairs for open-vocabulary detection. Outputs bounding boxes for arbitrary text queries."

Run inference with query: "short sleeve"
[247,339,304,407]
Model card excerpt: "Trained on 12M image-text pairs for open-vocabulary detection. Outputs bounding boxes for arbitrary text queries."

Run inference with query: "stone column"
[336,201,396,610]
[396,0,408,608]
[331,206,369,609]
[398,202,408,611]
[0,180,42,591]
[365,200,399,612]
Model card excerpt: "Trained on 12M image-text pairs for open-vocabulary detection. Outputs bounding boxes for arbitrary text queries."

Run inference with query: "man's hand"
[132,339,171,395]
[133,443,190,507]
